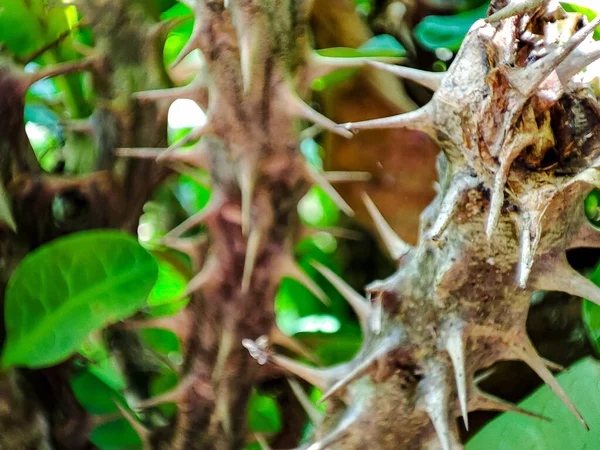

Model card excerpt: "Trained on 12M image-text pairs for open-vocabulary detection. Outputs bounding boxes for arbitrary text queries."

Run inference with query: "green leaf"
[90,418,143,450]
[467,357,600,449]
[248,390,283,434]
[70,370,123,415]
[147,257,189,306]
[2,230,158,368]
[414,2,489,52]
[312,35,406,91]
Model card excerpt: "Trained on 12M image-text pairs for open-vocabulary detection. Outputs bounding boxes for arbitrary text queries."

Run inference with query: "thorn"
[442,323,469,431]
[0,183,17,233]
[271,354,332,392]
[25,56,96,87]
[278,85,353,139]
[428,174,478,240]
[239,163,254,236]
[270,327,320,364]
[280,257,330,306]
[239,31,256,93]
[517,211,542,289]
[162,191,223,241]
[508,14,600,96]
[133,74,209,108]
[242,227,262,293]
[486,165,508,240]
[366,61,444,91]
[287,378,323,424]
[486,0,549,23]
[512,338,588,430]
[305,407,358,450]
[473,367,496,385]
[531,254,600,306]
[361,192,411,260]
[180,256,219,298]
[299,124,323,141]
[121,312,191,341]
[324,171,371,183]
[305,164,355,217]
[62,118,94,135]
[542,358,564,372]
[171,19,201,68]
[158,141,211,170]
[311,261,371,332]
[161,234,207,263]
[472,389,550,421]
[115,147,164,159]
[114,401,150,444]
[317,335,399,405]
[157,123,214,162]
[255,434,272,450]
[418,364,457,450]
[307,51,404,81]
[339,103,435,138]
[134,376,195,410]
[557,42,600,84]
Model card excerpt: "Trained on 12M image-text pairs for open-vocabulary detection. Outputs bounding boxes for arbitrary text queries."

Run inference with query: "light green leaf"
[414,2,489,52]
[90,418,143,450]
[467,357,600,450]
[2,230,158,368]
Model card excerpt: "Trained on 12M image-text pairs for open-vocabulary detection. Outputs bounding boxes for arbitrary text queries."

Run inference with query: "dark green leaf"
[70,370,123,415]
[2,231,158,368]
[467,358,600,449]
[90,418,143,450]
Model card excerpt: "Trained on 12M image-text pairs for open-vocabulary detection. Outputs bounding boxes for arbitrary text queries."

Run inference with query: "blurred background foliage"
[4,0,600,448]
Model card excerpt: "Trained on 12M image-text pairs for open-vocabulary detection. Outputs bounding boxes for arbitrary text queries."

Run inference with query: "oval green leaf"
[2,230,158,368]
[467,357,600,449]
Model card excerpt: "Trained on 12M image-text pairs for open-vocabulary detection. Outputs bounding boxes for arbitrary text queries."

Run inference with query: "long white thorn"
[486,165,508,239]
[306,406,360,450]
[287,378,323,424]
[171,17,202,68]
[278,85,353,139]
[512,338,588,430]
[157,122,214,162]
[361,192,411,260]
[159,141,211,170]
[242,227,262,293]
[134,375,197,410]
[115,147,164,159]
[311,261,371,332]
[443,324,469,431]
[305,163,354,217]
[280,257,330,306]
[486,0,549,23]
[366,61,444,91]
[255,434,272,450]
[517,212,542,289]
[418,365,457,450]
[239,163,255,236]
[340,103,435,138]
[557,43,600,84]
[272,355,332,392]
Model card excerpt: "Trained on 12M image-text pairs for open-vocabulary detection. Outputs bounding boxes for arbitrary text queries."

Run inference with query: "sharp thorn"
[472,389,550,421]
[418,365,456,450]
[271,354,332,392]
[270,327,320,364]
[157,123,213,162]
[278,85,353,139]
[115,147,164,159]
[280,257,330,306]
[339,103,435,138]
[512,338,588,430]
[366,61,444,91]
[301,226,363,241]
[287,378,323,424]
[486,0,549,23]
[361,192,411,260]
[558,42,600,84]
[162,191,222,241]
[180,256,219,298]
[239,164,254,236]
[307,51,404,81]
[305,163,354,217]
[255,434,273,450]
[443,323,469,431]
[428,174,478,240]
[134,376,195,410]
[311,261,371,332]
[171,24,200,69]
[485,168,507,240]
